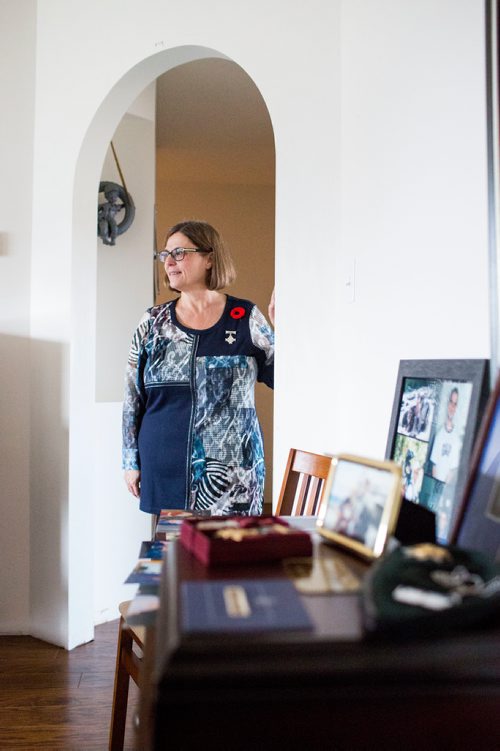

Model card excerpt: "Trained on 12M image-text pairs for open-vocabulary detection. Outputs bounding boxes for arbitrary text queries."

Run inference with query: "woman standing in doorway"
[122,220,275,518]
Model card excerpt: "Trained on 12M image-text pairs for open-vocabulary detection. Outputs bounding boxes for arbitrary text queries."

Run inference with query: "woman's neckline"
[171,294,230,334]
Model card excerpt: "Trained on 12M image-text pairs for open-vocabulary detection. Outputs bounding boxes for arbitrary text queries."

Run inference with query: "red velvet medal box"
[180,515,313,566]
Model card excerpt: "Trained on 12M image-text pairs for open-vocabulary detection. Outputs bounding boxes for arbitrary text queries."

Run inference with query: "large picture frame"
[316,454,403,561]
[385,359,490,545]
[454,369,500,561]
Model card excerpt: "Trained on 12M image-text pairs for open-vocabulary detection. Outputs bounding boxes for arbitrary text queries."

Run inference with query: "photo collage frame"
[385,360,490,544]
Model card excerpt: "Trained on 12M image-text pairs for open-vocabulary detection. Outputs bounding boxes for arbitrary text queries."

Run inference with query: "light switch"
[344,258,356,303]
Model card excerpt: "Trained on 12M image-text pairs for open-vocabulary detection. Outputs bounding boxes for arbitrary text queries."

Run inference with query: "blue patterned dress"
[122,295,274,515]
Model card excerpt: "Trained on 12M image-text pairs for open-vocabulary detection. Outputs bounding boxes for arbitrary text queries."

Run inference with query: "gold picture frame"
[316,454,403,561]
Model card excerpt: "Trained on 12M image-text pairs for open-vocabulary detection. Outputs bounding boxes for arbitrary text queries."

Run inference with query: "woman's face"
[164,231,212,292]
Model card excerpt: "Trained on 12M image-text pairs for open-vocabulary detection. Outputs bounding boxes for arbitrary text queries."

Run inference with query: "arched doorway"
[69,46,275,648]
[153,57,275,513]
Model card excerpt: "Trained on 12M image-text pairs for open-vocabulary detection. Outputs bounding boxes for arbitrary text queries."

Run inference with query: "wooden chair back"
[275,448,332,517]
[109,601,145,750]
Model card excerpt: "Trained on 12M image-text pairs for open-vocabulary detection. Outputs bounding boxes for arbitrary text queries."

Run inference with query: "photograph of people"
[122,219,275,519]
[429,387,462,482]
[427,381,472,541]
[397,381,435,442]
[402,449,418,501]
[393,434,427,503]
[349,478,384,551]
[323,462,394,552]
[331,497,355,535]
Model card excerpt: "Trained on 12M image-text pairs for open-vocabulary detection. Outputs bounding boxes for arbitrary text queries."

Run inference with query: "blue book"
[124,558,162,584]
[181,578,314,634]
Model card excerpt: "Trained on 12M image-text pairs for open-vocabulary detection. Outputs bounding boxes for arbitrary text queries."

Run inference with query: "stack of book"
[123,509,193,625]
[155,509,194,540]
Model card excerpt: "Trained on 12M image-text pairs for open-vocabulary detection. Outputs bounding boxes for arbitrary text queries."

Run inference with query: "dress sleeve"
[249,305,274,389]
[122,310,151,470]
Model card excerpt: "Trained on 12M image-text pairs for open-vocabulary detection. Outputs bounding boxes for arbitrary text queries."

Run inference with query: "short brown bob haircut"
[164,220,236,291]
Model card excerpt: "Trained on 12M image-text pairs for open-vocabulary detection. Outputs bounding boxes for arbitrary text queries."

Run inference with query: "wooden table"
[137,523,500,751]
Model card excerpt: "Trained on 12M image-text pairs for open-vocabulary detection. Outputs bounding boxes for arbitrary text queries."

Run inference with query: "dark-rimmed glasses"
[155,247,208,262]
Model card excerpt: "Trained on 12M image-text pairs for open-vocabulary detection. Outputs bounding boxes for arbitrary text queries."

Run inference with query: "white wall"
[94,90,156,624]
[330,0,491,457]
[0,0,492,646]
[96,109,156,403]
[0,0,36,634]
[274,0,490,492]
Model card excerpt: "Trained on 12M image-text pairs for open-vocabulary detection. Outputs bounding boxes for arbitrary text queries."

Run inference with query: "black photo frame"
[385,359,490,544]
[454,369,500,561]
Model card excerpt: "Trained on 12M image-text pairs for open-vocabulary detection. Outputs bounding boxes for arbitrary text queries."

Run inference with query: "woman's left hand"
[268,288,275,326]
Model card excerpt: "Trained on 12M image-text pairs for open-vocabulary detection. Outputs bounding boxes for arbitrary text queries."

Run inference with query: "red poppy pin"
[230,306,245,320]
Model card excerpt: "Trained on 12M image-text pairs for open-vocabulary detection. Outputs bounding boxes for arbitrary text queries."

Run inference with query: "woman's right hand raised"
[268,288,275,326]
[124,469,141,498]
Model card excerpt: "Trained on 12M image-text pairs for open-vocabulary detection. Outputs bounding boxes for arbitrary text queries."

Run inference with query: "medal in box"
[180,515,313,566]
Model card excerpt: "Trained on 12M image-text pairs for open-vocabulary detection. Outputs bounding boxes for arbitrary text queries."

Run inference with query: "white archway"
[68,45,271,648]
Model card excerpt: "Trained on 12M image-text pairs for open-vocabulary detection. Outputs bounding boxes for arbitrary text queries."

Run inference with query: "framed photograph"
[454,369,500,562]
[316,454,403,561]
[385,359,490,545]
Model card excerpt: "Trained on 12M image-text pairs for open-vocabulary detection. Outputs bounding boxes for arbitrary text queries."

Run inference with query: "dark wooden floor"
[0,619,138,750]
